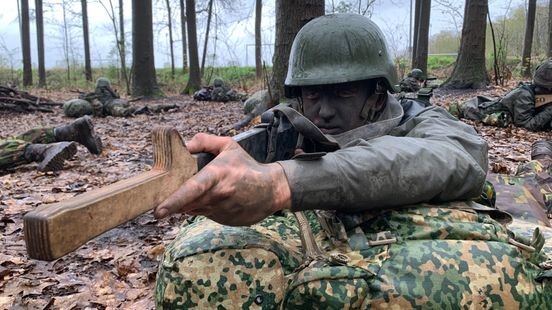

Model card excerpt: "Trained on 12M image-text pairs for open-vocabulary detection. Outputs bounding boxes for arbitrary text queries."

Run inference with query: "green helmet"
[285,14,398,98]
[63,98,94,117]
[213,78,224,88]
[411,68,424,80]
[96,77,111,88]
[534,59,552,88]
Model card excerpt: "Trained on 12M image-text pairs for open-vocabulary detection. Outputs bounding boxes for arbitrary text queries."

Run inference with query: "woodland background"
[1,0,552,308]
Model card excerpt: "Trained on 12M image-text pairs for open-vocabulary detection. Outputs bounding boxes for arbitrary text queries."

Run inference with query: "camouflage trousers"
[488,159,552,257]
[0,128,56,170]
[156,201,552,308]
[449,97,512,127]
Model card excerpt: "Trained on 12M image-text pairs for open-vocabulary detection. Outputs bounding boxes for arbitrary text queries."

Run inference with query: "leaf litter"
[0,85,551,309]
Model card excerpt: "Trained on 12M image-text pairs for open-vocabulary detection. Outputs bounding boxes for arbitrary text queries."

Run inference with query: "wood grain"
[23,127,197,261]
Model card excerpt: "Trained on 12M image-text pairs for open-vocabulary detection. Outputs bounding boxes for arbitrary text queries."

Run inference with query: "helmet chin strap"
[360,80,387,122]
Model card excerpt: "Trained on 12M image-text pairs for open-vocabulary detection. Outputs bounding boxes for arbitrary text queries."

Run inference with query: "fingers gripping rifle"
[24,105,334,261]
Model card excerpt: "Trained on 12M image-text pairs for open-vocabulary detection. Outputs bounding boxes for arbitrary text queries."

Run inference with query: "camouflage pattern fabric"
[481,111,512,127]
[156,202,552,308]
[95,85,120,105]
[399,76,420,93]
[63,99,95,118]
[103,99,135,117]
[211,86,244,102]
[488,159,552,257]
[0,128,56,170]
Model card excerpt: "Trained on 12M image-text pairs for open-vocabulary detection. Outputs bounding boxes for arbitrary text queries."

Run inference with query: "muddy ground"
[0,85,551,309]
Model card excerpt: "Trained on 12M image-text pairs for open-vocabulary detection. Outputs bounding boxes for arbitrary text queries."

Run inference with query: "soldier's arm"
[278,106,488,212]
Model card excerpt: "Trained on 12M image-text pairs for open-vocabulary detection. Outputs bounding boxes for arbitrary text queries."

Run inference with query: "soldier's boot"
[54,116,103,155]
[24,142,77,172]
[531,140,552,161]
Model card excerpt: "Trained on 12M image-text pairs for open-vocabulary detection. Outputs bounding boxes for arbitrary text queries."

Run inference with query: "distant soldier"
[399,68,424,92]
[453,59,552,131]
[193,78,246,102]
[232,89,271,129]
[64,78,178,118]
[0,116,102,172]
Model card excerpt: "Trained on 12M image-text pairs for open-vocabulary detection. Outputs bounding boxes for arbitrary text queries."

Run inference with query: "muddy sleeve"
[278,107,488,212]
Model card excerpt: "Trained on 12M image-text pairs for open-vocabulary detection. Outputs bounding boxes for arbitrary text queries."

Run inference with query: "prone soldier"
[453,59,552,131]
[0,116,102,172]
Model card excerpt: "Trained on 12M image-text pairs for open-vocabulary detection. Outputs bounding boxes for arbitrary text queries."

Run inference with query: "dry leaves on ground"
[1,84,551,309]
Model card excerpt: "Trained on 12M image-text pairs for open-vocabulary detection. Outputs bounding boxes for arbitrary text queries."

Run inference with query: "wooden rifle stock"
[23,126,268,261]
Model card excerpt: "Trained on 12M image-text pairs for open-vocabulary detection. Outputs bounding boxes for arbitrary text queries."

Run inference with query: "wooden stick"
[535,94,552,108]
[23,127,197,261]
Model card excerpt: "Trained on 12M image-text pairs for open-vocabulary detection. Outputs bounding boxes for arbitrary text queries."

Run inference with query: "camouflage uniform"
[157,96,552,308]
[399,76,421,93]
[233,90,271,129]
[65,78,177,117]
[156,14,552,308]
[208,78,245,102]
[63,78,137,118]
[0,128,55,170]
[399,69,424,93]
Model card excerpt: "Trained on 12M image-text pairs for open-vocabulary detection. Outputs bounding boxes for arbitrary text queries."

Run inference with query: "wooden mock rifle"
[535,94,552,108]
[23,107,313,261]
[23,126,273,261]
[23,105,342,261]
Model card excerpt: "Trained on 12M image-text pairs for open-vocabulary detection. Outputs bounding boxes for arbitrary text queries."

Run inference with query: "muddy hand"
[154,133,291,226]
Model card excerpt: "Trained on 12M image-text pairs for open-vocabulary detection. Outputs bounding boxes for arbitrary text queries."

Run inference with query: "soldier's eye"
[336,86,359,98]
[302,88,320,100]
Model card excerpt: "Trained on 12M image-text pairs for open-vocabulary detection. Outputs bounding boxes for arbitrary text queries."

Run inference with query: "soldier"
[193,78,245,102]
[64,78,178,118]
[454,59,552,131]
[232,89,271,130]
[399,68,424,92]
[154,14,552,308]
[0,116,102,172]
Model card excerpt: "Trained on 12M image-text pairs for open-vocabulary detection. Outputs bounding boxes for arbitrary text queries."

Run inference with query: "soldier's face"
[301,81,376,134]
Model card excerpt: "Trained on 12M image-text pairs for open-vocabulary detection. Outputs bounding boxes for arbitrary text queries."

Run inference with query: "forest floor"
[1,83,551,309]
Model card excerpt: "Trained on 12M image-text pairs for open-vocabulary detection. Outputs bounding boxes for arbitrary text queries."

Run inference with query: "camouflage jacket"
[399,76,420,92]
[279,96,488,212]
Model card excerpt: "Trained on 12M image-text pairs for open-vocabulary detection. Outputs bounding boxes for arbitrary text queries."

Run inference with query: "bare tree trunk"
[411,0,421,67]
[488,14,500,86]
[119,0,129,94]
[131,0,161,97]
[99,0,129,93]
[521,0,536,78]
[21,0,33,86]
[270,0,324,105]
[442,0,489,89]
[255,0,262,79]
[35,0,46,87]
[81,0,93,82]
[548,0,552,58]
[61,1,71,82]
[180,0,188,73]
[413,0,431,73]
[165,0,176,79]
[200,0,213,76]
[183,0,201,94]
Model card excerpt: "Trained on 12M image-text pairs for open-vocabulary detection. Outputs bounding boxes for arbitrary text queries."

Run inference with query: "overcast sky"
[0,0,526,69]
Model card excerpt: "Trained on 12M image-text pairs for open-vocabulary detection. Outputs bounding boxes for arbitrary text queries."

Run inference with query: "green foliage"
[427,55,456,71]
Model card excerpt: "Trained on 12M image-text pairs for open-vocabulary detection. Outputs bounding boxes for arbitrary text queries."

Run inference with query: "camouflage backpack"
[62,99,94,118]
